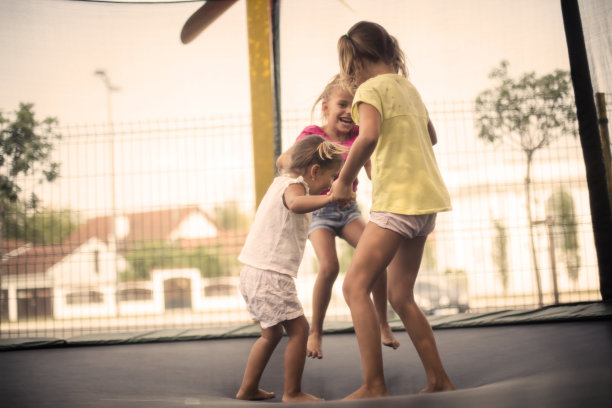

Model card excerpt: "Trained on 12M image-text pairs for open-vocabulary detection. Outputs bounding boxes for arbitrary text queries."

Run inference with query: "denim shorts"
[369,212,436,239]
[309,201,363,236]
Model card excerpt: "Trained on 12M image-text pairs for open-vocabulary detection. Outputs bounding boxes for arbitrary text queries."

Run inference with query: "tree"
[475,61,577,306]
[492,219,510,293]
[546,187,580,284]
[4,202,77,245]
[0,103,60,211]
[1,103,61,326]
[123,240,227,281]
[213,201,250,230]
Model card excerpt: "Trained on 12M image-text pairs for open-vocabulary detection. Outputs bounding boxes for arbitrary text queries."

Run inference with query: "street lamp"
[94,69,121,316]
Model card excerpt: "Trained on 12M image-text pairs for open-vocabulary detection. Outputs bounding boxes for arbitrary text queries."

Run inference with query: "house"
[1,206,246,322]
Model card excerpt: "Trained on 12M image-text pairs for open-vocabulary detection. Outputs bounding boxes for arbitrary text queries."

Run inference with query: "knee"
[318,260,340,282]
[285,315,309,339]
[262,324,284,345]
[388,287,415,312]
[342,279,366,306]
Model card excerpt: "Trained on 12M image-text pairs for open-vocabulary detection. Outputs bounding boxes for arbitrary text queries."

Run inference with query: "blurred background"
[0,0,609,338]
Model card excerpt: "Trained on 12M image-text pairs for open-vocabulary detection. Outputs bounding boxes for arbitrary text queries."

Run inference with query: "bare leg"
[342,222,401,399]
[387,236,455,393]
[343,219,399,350]
[307,228,339,359]
[236,324,283,400]
[281,315,324,403]
[372,271,400,349]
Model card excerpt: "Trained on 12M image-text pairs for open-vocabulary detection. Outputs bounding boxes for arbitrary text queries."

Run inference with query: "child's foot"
[419,380,456,394]
[343,384,389,400]
[307,332,323,359]
[381,325,400,349]
[282,391,324,403]
[235,388,275,400]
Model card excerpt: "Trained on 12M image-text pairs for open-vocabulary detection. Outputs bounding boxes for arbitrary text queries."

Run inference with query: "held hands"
[329,179,355,208]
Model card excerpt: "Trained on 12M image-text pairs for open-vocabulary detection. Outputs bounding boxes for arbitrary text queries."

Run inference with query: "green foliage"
[213,201,251,230]
[421,241,437,273]
[475,61,578,305]
[0,103,61,208]
[475,60,577,153]
[337,239,355,274]
[492,219,509,291]
[546,187,581,282]
[123,240,228,281]
[3,202,78,245]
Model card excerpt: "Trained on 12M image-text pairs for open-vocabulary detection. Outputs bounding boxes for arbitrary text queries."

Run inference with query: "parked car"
[413,278,469,315]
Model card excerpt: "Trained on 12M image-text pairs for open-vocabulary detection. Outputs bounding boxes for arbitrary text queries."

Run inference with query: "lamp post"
[94,70,121,317]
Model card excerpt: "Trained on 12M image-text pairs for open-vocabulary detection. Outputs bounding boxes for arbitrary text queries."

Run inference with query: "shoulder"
[298,125,327,140]
[276,175,309,193]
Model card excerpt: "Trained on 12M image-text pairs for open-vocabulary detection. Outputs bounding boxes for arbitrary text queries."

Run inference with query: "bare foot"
[419,381,456,394]
[282,391,324,403]
[381,325,400,349]
[235,388,275,400]
[343,384,389,400]
[307,332,323,359]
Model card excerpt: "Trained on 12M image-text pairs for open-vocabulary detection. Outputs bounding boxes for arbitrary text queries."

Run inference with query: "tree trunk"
[525,153,544,307]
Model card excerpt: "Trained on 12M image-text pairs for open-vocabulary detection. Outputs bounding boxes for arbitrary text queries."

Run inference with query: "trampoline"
[2,302,611,407]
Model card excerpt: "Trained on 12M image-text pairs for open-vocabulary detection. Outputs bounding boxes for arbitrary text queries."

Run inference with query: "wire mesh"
[0,100,603,339]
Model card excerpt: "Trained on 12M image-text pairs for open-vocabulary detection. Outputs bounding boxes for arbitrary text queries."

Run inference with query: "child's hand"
[329,180,355,208]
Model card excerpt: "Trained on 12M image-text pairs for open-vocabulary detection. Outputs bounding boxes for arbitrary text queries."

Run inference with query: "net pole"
[561,0,612,301]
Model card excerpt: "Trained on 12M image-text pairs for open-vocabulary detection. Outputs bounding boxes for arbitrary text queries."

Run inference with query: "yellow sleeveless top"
[352,74,451,215]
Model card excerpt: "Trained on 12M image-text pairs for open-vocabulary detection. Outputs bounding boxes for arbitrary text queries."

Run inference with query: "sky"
[0,0,572,125]
[0,0,576,214]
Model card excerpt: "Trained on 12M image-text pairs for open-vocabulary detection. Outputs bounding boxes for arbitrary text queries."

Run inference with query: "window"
[118,288,153,301]
[203,284,237,297]
[66,290,104,305]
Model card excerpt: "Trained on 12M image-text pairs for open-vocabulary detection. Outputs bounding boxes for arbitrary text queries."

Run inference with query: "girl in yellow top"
[330,21,455,399]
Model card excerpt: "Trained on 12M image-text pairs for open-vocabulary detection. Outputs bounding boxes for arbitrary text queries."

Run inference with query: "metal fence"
[0,98,606,338]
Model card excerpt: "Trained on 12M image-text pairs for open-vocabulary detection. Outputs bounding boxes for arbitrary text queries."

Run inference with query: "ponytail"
[289,135,347,173]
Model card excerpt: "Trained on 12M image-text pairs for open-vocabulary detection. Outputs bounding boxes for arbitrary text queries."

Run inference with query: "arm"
[427,119,437,146]
[364,159,372,180]
[331,103,380,201]
[283,182,335,214]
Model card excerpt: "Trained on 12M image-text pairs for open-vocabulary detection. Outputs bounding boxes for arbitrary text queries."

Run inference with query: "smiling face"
[322,87,354,141]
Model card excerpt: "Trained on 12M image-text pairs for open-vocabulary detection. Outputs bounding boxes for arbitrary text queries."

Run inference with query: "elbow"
[284,200,305,214]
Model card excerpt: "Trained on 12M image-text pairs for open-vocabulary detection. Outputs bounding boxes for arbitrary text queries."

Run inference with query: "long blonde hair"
[338,21,408,89]
[311,74,351,123]
[289,135,347,173]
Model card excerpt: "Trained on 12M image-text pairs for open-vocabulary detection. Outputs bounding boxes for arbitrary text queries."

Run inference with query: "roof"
[2,205,226,277]
[64,205,221,248]
[2,242,81,277]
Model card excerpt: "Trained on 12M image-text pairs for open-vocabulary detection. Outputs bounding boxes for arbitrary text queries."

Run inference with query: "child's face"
[322,87,354,138]
[308,163,342,195]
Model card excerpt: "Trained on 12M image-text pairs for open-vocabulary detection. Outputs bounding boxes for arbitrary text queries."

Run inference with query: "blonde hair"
[289,135,347,173]
[311,74,352,123]
[338,21,408,89]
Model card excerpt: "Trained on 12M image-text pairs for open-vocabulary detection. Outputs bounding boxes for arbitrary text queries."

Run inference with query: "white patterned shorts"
[239,265,304,329]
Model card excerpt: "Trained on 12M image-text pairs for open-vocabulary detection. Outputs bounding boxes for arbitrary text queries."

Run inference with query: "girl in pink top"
[277,74,399,360]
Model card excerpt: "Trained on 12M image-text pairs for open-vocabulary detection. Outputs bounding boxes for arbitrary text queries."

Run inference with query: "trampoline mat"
[2,320,612,407]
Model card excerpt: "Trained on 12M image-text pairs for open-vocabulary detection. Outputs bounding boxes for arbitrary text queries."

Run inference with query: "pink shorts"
[369,212,436,239]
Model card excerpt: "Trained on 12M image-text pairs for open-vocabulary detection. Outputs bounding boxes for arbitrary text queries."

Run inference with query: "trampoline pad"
[2,319,612,407]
